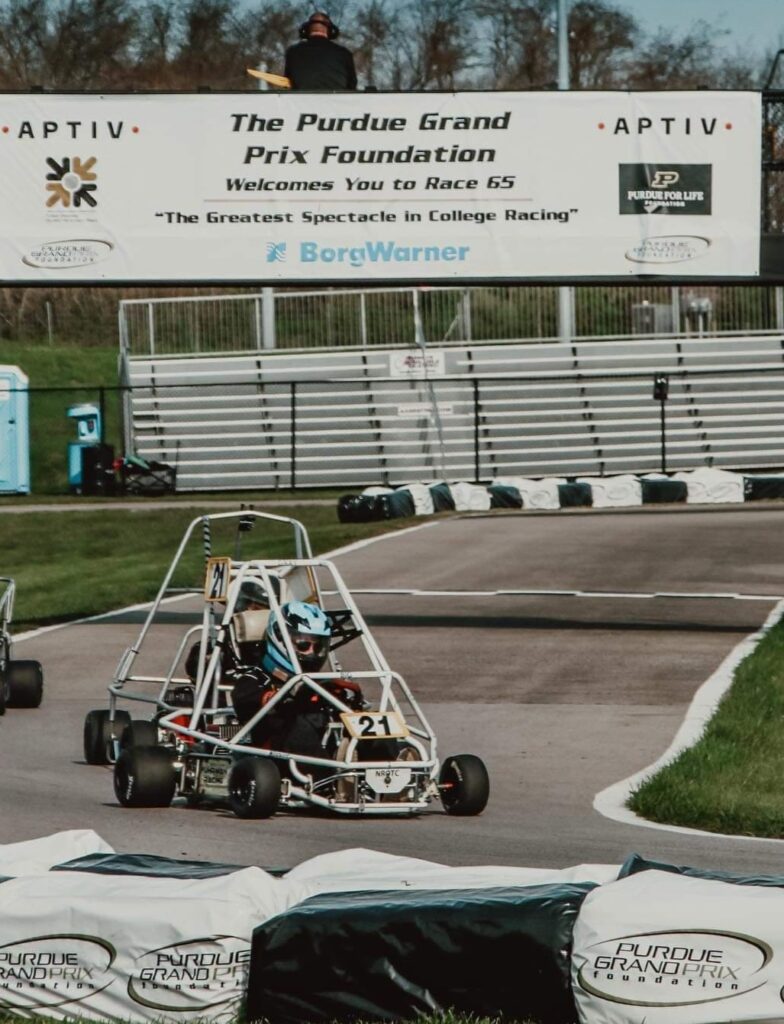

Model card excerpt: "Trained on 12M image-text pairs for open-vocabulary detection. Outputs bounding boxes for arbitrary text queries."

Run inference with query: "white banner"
[572,870,784,1024]
[0,90,761,282]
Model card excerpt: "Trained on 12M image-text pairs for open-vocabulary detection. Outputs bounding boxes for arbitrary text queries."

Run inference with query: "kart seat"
[232,608,271,642]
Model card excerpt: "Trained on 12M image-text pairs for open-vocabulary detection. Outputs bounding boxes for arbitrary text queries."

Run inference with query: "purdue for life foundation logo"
[45,157,97,208]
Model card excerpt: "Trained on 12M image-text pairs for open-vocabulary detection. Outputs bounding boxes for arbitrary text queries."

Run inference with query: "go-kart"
[0,577,44,714]
[83,510,489,818]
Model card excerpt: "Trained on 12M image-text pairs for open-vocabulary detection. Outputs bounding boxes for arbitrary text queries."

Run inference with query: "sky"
[616,0,783,62]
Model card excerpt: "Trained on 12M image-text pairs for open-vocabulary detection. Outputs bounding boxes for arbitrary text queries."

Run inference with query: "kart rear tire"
[114,747,176,808]
[121,719,159,750]
[83,709,131,765]
[228,757,281,819]
[439,753,490,816]
[5,659,43,708]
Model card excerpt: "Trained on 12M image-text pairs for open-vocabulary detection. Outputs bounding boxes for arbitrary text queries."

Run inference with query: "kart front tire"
[121,719,159,750]
[114,747,176,808]
[228,757,281,819]
[83,709,131,765]
[5,659,43,708]
[439,753,490,816]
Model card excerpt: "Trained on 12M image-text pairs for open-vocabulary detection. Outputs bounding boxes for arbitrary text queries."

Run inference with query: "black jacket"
[284,37,357,90]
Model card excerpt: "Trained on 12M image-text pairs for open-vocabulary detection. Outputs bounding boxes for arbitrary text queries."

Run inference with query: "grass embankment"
[4,506,410,631]
[629,617,784,837]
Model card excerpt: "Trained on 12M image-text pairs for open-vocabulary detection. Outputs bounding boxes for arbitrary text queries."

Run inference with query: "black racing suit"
[284,37,357,90]
[232,669,366,760]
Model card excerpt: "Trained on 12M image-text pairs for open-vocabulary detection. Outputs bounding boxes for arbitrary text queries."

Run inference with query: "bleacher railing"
[124,335,784,490]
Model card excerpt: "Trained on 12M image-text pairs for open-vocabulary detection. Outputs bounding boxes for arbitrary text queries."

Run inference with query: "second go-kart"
[0,577,44,714]
[84,510,489,818]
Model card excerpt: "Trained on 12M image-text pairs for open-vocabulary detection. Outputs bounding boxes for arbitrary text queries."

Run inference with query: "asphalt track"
[3,506,784,874]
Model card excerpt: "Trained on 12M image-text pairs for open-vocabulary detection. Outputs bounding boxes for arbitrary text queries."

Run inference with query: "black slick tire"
[121,719,160,750]
[114,747,176,808]
[5,660,44,708]
[228,757,281,819]
[439,753,490,816]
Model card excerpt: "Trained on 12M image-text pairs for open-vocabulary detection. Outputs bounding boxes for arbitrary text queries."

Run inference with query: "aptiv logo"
[45,157,97,208]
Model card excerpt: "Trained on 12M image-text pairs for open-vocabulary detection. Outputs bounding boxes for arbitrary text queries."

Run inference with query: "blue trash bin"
[67,403,102,491]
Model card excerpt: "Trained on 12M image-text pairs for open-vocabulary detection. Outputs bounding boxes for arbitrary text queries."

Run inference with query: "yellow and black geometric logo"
[46,156,97,208]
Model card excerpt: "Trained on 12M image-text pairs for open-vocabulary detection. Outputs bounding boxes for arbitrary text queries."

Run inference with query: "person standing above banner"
[284,11,357,91]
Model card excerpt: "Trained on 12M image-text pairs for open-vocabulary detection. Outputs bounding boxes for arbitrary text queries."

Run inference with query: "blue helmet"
[264,600,331,675]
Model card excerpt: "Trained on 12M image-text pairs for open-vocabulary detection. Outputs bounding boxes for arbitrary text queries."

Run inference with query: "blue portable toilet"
[67,403,102,491]
[0,365,30,494]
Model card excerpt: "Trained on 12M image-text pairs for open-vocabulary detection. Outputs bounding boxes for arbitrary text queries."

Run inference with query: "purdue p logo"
[650,170,680,189]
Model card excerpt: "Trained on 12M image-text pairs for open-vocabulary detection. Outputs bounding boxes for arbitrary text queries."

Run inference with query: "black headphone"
[299,11,339,39]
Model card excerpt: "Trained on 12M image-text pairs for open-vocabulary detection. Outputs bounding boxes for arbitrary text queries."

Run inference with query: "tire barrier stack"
[4,833,784,1024]
[337,468,784,523]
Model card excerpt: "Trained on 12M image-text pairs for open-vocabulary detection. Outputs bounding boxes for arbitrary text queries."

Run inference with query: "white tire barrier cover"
[246,882,595,1024]
[577,475,642,509]
[0,831,113,877]
[572,869,784,1024]
[0,867,291,1022]
[283,847,621,893]
[673,467,745,504]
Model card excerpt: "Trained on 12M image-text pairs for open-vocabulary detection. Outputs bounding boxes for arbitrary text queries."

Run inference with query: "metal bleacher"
[123,335,784,490]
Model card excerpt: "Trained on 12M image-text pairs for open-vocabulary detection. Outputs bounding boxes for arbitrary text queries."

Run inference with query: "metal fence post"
[776,286,784,330]
[290,381,297,489]
[262,287,276,350]
[473,379,480,482]
[558,286,573,342]
[359,292,368,347]
[462,289,473,341]
[147,302,156,356]
[671,287,681,334]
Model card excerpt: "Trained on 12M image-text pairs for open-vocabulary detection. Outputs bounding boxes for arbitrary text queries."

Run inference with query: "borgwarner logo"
[297,240,470,268]
[576,929,771,1007]
[23,239,113,269]
[625,235,711,265]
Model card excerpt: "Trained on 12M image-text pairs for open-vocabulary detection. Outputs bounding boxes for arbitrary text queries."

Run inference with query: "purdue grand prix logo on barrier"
[0,934,116,1012]
[575,929,771,1007]
[127,936,251,1014]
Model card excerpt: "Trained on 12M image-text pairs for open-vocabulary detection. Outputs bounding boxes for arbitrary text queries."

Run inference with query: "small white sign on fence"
[397,402,455,419]
[389,351,446,378]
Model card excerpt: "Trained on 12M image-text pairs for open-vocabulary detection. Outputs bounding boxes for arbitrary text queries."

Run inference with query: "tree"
[0,0,140,89]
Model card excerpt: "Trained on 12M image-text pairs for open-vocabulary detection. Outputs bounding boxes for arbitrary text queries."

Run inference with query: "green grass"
[629,617,784,837]
[4,506,412,631]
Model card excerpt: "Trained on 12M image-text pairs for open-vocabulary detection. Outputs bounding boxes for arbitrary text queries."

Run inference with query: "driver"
[232,600,363,757]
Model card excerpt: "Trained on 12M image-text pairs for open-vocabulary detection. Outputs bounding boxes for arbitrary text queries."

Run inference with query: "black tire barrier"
[337,472,782,523]
[246,882,595,1024]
